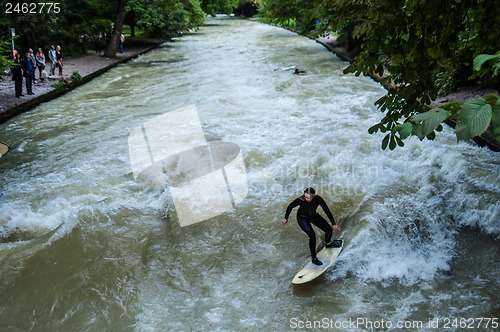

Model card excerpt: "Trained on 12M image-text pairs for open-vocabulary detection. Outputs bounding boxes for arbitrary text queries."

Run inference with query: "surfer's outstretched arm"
[282,198,300,225]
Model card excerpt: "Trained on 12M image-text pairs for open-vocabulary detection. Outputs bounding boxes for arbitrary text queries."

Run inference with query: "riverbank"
[316,36,500,151]
[0,38,161,125]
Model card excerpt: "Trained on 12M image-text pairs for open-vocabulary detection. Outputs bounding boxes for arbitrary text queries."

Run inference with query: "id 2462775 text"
[5,2,61,14]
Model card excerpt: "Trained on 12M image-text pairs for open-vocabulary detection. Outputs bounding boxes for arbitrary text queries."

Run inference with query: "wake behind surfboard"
[292,239,344,285]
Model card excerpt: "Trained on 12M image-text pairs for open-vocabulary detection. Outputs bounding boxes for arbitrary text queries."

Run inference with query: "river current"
[0,17,498,331]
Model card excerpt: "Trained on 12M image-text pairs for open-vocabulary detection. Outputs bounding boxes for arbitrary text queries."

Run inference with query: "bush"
[52,81,67,89]
[71,71,83,82]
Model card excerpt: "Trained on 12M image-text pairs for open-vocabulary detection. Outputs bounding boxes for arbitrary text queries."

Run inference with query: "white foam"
[0,18,498,330]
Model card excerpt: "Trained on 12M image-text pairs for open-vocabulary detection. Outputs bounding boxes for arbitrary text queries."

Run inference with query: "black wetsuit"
[284,195,336,258]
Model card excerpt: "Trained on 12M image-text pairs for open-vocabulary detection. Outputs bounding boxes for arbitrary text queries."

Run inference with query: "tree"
[0,37,14,75]
[125,0,166,37]
[257,0,319,33]
[160,0,206,38]
[105,0,128,58]
[0,0,208,59]
[360,1,497,149]
[0,0,113,55]
[201,0,239,15]
[259,0,500,149]
[124,0,205,40]
[330,0,499,149]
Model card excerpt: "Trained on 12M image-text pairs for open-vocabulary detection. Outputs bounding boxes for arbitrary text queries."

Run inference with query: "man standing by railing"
[22,51,35,95]
[48,45,57,76]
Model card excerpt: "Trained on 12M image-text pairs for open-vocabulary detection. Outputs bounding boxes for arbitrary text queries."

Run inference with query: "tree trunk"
[104,0,128,58]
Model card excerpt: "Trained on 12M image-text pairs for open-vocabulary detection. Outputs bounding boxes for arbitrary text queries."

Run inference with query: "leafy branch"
[395,53,500,147]
[0,38,15,75]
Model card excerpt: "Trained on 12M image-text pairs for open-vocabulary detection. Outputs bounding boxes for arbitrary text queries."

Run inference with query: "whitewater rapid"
[0,17,498,331]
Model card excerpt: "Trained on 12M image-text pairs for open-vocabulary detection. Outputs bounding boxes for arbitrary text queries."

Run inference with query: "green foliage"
[260,0,500,149]
[455,98,493,141]
[257,0,318,33]
[0,0,112,55]
[341,1,500,149]
[91,19,113,35]
[71,71,83,82]
[398,54,500,146]
[400,94,499,144]
[233,0,258,17]
[201,0,240,15]
[126,0,205,39]
[410,108,452,140]
[492,101,500,143]
[473,53,500,77]
[127,0,168,34]
[52,81,67,89]
[0,37,14,75]
[1,0,208,57]
[160,0,206,39]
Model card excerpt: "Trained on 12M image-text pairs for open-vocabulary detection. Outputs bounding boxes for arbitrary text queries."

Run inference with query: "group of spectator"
[10,45,63,98]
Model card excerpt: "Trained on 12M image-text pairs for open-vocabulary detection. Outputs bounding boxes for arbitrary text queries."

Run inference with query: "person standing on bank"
[11,50,24,98]
[55,45,63,76]
[35,48,46,81]
[22,51,35,95]
[48,45,57,76]
[28,48,37,84]
[282,187,342,266]
[119,32,125,54]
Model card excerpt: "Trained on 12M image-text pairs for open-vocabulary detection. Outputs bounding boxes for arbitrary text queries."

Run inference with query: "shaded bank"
[316,36,500,152]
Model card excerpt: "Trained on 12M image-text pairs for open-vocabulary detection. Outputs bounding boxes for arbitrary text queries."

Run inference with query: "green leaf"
[368,124,380,134]
[473,54,500,72]
[395,135,405,147]
[343,65,357,75]
[494,63,500,76]
[382,134,390,150]
[455,98,493,141]
[389,136,397,150]
[410,107,452,137]
[485,94,499,105]
[395,122,413,139]
[440,101,463,115]
[411,123,426,140]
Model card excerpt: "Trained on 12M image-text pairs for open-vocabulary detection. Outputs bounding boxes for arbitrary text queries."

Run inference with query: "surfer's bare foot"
[312,257,323,265]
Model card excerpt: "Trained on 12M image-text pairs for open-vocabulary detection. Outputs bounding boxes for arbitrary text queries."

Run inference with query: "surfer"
[282,187,342,266]
[293,68,306,75]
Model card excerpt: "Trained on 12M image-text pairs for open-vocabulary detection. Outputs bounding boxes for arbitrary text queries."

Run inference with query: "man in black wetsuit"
[282,187,342,266]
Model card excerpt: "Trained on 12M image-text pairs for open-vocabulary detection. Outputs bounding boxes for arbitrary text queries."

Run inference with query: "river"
[0,17,498,331]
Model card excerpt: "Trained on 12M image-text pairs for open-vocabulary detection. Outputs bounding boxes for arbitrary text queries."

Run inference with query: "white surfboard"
[292,239,343,285]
